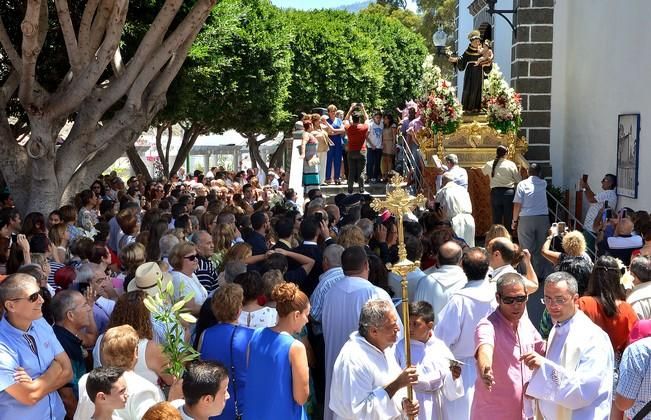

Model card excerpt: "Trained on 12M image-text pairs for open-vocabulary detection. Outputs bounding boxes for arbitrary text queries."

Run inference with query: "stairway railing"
[397,132,422,194]
[546,189,597,260]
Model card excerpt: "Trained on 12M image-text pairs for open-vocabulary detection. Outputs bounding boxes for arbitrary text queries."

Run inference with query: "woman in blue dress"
[198,283,254,420]
[243,282,310,420]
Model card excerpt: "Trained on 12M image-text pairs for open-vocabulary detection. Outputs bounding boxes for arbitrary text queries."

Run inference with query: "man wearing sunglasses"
[0,273,73,418]
[472,273,544,420]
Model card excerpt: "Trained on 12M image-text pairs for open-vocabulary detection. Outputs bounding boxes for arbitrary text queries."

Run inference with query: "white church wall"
[491,0,512,81]
[550,0,650,210]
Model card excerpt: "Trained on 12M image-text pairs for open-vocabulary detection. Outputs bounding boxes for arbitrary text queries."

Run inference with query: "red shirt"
[578,296,638,354]
[346,123,368,152]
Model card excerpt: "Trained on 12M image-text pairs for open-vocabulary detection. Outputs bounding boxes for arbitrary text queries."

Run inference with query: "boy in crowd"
[172,360,230,420]
[85,367,128,420]
[395,301,464,420]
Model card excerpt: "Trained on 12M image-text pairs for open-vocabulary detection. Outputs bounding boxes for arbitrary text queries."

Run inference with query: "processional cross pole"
[371,174,426,417]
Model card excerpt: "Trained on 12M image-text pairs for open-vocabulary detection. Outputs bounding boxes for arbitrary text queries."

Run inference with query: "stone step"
[317,182,388,203]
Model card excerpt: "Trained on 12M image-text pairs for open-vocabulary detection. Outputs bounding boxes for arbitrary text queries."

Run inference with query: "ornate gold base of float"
[418,115,529,237]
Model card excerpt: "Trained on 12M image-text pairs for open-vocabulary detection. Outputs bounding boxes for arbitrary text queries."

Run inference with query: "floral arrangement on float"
[482,63,523,134]
[419,55,463,135]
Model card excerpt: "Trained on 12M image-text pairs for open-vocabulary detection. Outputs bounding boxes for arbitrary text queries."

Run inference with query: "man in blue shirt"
[325,105,346,185]
[0,273,73,419]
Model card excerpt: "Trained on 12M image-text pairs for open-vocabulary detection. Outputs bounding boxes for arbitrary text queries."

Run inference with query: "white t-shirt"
[171,399,194,420]
[584,189,617,233]
[367,121,384,149]
[74,370,163,420]
[171,271,208,306]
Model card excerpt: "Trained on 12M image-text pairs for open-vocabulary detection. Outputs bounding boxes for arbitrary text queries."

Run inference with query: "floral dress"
[237,306,278,329]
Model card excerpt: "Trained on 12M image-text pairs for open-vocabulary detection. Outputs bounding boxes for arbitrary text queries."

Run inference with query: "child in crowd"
[381,113,397,182]
[475,39,493,67]
[85,367,128,420]
[171,360,230,420]
[396,301,464,420]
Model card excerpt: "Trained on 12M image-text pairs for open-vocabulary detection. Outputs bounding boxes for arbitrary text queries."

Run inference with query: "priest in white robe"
[436,172,475,246]
[322,246,401,420]
[434,247,496,420]
[523,272,614,420]
[330,299,419,420]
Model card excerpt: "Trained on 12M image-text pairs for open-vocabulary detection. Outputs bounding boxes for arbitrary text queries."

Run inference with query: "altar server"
[396,301,463,420]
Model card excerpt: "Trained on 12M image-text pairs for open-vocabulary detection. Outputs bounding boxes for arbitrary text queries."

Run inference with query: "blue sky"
[270,0,418,12]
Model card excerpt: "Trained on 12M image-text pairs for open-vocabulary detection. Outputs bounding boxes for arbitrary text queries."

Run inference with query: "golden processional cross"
[371,174,426,416]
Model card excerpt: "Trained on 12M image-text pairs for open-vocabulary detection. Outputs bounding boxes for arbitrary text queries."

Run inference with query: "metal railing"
[397,132,422,194]
[546,189,597,260]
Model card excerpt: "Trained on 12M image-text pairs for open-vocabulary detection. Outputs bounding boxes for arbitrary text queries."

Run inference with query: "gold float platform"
[417,115,529,236]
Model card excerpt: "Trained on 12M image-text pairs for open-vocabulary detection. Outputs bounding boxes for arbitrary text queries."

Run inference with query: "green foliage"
[284,9,386,116]
[376,0,407,10]
[160,0,293,135]
[415,0,456,51]
[355,13,428,114]
[361,3,422,33]
[144,280,199,379]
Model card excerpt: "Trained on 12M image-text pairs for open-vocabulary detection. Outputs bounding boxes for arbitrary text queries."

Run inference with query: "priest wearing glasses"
[523,272,614,419]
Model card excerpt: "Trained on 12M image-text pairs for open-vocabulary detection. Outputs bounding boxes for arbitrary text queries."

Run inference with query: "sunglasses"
[183,254,197,261]
[499,294,527,305]
[10,291,41,303]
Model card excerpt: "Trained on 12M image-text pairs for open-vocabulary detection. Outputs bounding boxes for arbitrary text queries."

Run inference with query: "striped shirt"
[195,256,219,294]
[48,259,65,290]
[309,267,344,335]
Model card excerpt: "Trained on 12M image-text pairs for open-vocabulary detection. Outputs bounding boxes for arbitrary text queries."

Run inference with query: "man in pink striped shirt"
[471,272,545,419]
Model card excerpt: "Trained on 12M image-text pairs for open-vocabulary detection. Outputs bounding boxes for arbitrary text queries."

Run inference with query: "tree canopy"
[0,0,217,212]
[1,0,430,212]
[132,5,428,179]
[141,0,293,176]
[284,9,427,117]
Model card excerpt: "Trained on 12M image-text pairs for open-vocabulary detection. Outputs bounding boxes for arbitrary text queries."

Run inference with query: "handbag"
[230,326,243,420]
[633,399,651,420]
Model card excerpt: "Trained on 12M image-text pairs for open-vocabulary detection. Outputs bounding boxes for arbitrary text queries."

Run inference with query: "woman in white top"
[481,145,522,232]
[169,242,208,316]
[234,271,277,328]
[76,325,182,420]
[92,291,174,387]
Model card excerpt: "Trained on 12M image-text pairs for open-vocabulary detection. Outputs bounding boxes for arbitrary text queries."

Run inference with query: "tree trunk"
[247,134,269,174]
[126,145,153,181]
[155,123,172,176]
[269,138,287,169]
[21,119,63,213]
[0,0,217,215]
[170,125,202,177]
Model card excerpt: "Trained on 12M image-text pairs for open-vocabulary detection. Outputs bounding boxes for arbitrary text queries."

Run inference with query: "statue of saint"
[448,30,493,113]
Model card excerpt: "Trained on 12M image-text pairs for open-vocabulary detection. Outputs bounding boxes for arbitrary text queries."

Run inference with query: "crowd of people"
[299,103,433,195]
[0,105,651,419]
